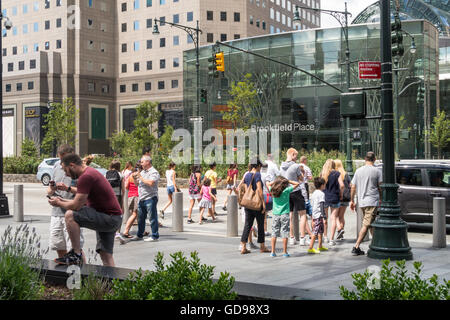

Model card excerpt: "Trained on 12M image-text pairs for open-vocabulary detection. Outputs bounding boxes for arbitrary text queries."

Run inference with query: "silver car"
[37,158,107,185]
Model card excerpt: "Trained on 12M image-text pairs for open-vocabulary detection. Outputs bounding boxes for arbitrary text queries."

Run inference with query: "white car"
[36,158,108,185]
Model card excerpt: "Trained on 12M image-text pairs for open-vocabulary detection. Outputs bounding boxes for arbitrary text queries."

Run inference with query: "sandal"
[121,233,133,238]
[241,248,251,254]
[143,231,150,236]
[260,247,271,253]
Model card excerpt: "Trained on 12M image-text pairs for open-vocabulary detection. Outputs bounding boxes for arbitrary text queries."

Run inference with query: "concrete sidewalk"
[1,187,449,300]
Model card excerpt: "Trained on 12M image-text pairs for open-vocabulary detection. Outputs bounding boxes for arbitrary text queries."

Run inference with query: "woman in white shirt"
[160,162,178,219]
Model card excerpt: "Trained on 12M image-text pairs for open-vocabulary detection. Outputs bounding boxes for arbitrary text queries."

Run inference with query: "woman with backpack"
[334,159,351,241]
[187,165,202,224]
[239,158,270,255]
[106,160,123,240]
[222,163,239,211]
[320,159,344,246]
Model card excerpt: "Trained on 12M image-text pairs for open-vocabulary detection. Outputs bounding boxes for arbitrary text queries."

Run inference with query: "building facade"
[1,0,320,157]
[183,20,442,159]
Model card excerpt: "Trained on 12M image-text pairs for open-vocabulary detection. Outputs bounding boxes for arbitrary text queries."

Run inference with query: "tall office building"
[2,0,320,156]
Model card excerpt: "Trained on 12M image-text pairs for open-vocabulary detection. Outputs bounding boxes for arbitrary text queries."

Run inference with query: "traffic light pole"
[367,0,412,261]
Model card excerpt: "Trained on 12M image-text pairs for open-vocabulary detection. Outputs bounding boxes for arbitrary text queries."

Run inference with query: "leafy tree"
[427,110,450,159]
[42,97,78,156]
[109,130,139,157]
[222,73,260,131]
[131,101,162,155]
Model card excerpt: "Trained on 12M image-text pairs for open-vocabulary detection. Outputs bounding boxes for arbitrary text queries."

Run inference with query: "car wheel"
[41,174,51,186]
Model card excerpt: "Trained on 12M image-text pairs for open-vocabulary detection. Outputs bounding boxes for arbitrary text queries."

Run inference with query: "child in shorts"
[199,178,217,224]
[268,176,299,258]
[308,177,329,254]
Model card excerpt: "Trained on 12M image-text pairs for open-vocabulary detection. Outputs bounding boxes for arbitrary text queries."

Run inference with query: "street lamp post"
[0,7,12,217]
[367,0,412,260]
[153,18,202,165]
[293,2,353,177]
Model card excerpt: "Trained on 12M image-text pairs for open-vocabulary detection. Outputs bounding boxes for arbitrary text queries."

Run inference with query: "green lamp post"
[367,0,413,261]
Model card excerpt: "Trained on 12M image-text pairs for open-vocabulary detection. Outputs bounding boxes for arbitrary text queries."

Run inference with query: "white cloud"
[319,0,377,28]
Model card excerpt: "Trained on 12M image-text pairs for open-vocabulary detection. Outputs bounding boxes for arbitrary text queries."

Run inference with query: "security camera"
[4,18,13,30]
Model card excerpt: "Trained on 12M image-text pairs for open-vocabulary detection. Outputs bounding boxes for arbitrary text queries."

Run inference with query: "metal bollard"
[227,194,238,237]
[432,197,446,248]
[122,188,130,225]
[356,203,370,242]
[292,211,300,241]
[14,185,24,222]
[172,192,183,232]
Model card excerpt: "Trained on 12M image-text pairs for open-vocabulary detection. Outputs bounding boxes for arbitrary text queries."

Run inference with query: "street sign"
[189,116,204,122]
[358,61,381,79]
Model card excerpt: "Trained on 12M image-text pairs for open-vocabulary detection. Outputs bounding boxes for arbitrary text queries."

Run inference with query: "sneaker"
[336,229,345,240]
[307,248,320,254]
[351,247,365,256]
[283,253,290,258]
[270,252,277,257]
[324,236,329,243]
[299,237,310,246]
[187,219,194,224]
[249,242,258,250]
[289,237,296,245]
[329,240,336,246]
[201,217,207,222]
[318,247,329,252]
[115,232,121,239]
[54,249,83,266]
[159,210,164,220]
[144,237,159,242]
[129,236,144,241]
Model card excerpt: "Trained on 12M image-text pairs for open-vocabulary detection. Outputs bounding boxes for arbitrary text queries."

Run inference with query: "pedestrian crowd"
[47,143,381,266]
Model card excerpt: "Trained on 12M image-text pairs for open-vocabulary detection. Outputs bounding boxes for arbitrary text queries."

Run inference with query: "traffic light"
[416,84,425,104]
[215,52,225,72]
[208,52,225,77]
[391,13,404,58]
[208,55,219,78]
[200,89,207,103]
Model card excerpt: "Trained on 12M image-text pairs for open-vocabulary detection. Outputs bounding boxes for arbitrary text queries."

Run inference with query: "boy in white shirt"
[308,177,328,254]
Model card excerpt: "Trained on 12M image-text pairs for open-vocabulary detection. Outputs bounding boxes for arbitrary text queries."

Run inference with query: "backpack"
[106,170,121,188]
[189,173,200,194]
[226,169,234,184]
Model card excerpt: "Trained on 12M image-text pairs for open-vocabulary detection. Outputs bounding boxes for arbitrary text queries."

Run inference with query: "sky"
[319,0,378,28]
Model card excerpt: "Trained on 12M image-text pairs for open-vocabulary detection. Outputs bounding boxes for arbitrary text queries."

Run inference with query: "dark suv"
[378,161,449,224]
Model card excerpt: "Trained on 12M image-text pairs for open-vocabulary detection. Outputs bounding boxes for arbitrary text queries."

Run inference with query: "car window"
[89,162,101,169]
[46,159,59,166]
[396,168,422,186]
[427,169,450,188]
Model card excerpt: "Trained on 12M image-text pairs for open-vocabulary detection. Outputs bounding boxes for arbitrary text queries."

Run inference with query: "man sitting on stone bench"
[48,153,123,267]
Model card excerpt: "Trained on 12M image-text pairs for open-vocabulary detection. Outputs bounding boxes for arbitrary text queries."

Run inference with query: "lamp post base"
[367,184,413,261]
[0,193,10,216]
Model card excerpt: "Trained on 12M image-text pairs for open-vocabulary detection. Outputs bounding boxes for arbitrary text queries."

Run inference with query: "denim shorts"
[325,202,341,209]
[167,185,175,195]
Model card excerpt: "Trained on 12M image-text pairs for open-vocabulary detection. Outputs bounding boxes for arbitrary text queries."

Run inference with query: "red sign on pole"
[358,61,381,79]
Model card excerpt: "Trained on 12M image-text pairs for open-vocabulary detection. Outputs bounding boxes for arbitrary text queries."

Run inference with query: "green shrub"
[0,225,46,300]
[21,138,39,158]
[72,273,111,300]
[340,259,450,300]
[106,251,237,300]
[3,156,42,174]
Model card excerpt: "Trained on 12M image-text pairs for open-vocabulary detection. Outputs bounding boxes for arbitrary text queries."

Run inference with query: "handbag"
[240,173,263,211]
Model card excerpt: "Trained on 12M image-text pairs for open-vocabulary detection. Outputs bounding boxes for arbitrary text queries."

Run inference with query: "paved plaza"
[1,182,449,300]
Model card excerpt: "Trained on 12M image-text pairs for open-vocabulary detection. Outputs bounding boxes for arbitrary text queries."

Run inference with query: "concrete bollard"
[227,194,238,237]
[172,192,183,232]
[432,197,446,248]
[14,185,24,222]
[356,203,370,242]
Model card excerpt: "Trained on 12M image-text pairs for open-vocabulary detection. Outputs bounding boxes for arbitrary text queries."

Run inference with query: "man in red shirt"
[48,154,123,267]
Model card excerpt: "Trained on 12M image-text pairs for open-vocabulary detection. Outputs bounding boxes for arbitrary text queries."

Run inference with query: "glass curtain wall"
[183,20,440,159]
